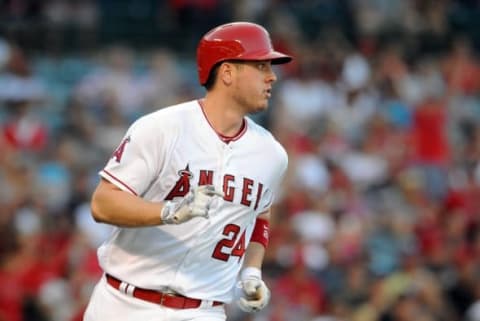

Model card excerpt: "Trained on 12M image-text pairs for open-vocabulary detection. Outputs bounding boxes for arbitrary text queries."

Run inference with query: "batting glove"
[236,267,271,313]
[161,185,223,224]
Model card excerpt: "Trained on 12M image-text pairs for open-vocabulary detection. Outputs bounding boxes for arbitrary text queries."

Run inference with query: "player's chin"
[252,99,269,113]
[250,104,268,114]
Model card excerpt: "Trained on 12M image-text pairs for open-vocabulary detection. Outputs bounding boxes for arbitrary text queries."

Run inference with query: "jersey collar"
[197,99,247,144]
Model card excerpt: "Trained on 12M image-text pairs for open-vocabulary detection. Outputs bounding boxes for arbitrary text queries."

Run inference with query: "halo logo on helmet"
[196,22,292,85]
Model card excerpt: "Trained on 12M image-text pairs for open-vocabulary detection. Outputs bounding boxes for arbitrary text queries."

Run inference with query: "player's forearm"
[91,179,164,227]
[243,242,266,269]
[243,210,270,269]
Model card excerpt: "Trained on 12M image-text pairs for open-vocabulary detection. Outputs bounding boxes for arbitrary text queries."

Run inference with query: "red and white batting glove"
[161,185,223,224]
[236,267,271,313]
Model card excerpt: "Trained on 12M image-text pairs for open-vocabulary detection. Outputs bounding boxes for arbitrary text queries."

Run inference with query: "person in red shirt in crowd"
[411,98,449,167]
[2,97,48,152]
[410,94,450,201]
[272,250,327,320]
[442,36,480,96]
[0,45,48,153]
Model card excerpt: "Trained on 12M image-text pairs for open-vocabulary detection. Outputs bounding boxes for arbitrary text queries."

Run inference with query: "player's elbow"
[90,193,105,223]
[90,178,122,223]
[90,186,111,223]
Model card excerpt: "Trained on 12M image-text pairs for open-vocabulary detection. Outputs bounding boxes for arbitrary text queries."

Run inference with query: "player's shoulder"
[245,117,287,158]
[245,117,270,138]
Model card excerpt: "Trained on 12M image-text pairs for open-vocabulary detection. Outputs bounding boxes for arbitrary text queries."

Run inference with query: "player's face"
[232,60,277,114]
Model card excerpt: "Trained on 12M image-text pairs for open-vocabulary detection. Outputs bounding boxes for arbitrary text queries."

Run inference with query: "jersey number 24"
[212,224,246,262]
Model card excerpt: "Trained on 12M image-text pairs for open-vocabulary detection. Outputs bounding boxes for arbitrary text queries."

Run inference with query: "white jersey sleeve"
[99,114,176,196]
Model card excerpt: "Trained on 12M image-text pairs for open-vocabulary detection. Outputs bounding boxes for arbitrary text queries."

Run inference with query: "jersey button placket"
[224,144,233,165]
[218,144,232,189]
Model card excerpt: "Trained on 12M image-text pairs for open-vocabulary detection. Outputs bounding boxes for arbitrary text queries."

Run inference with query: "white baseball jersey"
[97,99,288,303]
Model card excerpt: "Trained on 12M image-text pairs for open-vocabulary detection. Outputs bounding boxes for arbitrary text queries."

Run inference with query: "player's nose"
[265,66,277,83]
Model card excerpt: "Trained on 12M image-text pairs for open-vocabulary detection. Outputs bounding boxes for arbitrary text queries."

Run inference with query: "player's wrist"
[160,201,176,224]
[236,266,270,313]
[241,267,262,281]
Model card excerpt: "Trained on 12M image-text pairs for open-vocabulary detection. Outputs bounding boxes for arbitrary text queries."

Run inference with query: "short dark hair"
[203,63,221,91]
[203,60,246,90]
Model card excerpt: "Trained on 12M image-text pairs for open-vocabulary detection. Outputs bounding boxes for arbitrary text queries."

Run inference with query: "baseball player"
[83,21,292,321]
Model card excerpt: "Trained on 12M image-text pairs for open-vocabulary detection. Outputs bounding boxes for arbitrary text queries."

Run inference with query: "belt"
[105,274,223,309]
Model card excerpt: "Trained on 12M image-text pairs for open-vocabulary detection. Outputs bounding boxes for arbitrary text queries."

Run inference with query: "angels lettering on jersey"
[110,136,266,210]
[166,164,264,211]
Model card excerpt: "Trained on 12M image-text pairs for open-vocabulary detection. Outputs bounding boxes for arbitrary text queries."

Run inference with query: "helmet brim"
[270,52,293,65]
[243,51,292,65]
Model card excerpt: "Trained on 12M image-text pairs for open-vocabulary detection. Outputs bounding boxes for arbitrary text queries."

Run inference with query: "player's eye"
[257,62,273,72]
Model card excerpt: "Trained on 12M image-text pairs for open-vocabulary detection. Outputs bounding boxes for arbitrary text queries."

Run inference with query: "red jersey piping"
[102,170,138,196]
[197,99,247,143]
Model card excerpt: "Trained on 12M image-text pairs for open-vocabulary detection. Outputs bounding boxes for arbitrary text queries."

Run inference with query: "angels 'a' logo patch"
[112,136,130,163]
[178,166,194,179]
[165,164,193,200]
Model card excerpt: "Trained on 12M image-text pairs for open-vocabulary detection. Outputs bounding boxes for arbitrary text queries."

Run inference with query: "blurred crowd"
[1,1,480,321]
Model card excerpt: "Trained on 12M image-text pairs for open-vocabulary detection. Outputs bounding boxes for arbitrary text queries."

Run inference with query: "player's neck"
[200,96,245,137]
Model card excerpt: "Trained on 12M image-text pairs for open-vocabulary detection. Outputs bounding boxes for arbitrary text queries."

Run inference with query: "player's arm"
[91,179,164,227]
[236,210,271,312]
[91,178,223,227]
[243,210,270,269]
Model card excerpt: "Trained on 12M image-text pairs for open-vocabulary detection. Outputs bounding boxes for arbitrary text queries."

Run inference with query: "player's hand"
[161,185,224,224]
[236,267,271,313]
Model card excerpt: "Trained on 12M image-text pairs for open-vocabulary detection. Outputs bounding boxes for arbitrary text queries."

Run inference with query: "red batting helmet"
[196,22,292,85]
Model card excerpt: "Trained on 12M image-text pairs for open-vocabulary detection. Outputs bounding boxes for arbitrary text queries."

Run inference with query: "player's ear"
[219,61,236,86]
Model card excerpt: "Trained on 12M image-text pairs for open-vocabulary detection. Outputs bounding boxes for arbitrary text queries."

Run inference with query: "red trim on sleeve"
[102,170,138,196]
[250,218,269,248]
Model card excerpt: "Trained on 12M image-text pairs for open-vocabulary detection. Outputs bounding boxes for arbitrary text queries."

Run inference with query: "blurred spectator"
[136,48,184,110]
[42,0,99,53]
[410,94,450,201]
[351,0,408,37]
[271,250,328,321]
[0,46,49,154]
[72,45,142,121]
[465,277,480,321]
[1,96,48,153]
[33,138,74,213]
[442,35,480,97]
[276,45,337,135]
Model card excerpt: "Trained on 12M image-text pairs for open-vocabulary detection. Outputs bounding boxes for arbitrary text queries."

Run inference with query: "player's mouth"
[264,89,272,98]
